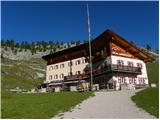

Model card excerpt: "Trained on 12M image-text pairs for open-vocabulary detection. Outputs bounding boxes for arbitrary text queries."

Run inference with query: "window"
[60,74,64,79]
[82,59,85,64]
[137,63,142,69]
[68,72,72,76]
[117,60,124,69]
[54,74,58,79]
[68,61,73,66]
[82,59,87,64]
[117,60,124,67]
[49,75,52,80]
[54,65,58,69]
[127,61,134,70]
[49,66,54,71]
[76,71,81,75]
[127,61,134,67]
[60,64,64,68]
[76,60,81,65]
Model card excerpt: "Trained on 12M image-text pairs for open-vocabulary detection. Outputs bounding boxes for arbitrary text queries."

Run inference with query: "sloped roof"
[42,29,153,62]
[106,29,154,62]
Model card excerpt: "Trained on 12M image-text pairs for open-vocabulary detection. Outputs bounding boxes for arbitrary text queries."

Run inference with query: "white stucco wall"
[46,57,88,83]
[111,55,148,85]
[45,55,149,85]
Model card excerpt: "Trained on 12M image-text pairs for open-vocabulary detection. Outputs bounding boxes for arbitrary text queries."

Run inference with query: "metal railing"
[87,64,142,75]
[110,64,141,73]
[64,64,142,81]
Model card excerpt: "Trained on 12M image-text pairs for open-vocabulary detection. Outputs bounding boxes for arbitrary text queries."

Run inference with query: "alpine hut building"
[41,29,153,92]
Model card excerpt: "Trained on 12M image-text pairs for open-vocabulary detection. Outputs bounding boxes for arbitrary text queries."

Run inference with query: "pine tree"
[49,40,53,49]
[83,40,88,44]
[61,41,63,45]
[10,39,14,48]
[76,40,81,46]
[156,49,159,52]
[24,41,30,50]
[71,40,75,45]
[146,44,151,51]
[67,42,71,48]
[21,41,25,49]
[15,42,20,48]
[1,39,5,46]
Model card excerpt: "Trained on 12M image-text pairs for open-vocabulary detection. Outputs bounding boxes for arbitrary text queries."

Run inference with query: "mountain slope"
[1,58,46,91]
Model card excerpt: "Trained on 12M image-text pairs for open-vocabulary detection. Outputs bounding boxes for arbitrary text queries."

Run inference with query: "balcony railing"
[110,65,141,73]
[87,64,142,75]
[64,64,142,81]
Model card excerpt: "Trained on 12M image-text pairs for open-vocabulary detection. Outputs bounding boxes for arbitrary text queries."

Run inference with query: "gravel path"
[53,90,156,119]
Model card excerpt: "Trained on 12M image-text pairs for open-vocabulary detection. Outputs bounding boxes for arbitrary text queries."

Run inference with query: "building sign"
[111,43,133,58]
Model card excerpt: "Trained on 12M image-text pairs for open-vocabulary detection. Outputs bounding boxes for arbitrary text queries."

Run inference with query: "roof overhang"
[42,29,154,63]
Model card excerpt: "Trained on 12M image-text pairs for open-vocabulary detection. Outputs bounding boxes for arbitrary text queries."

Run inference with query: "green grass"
[1,57,46,93]
[132,88,159,118]
[146,60,159,84]
[1,91,94,119]
[1,74,43,91]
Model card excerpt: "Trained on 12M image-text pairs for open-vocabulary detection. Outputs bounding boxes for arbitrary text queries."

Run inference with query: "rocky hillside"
[1,47,49,60]
[1,55,46,91]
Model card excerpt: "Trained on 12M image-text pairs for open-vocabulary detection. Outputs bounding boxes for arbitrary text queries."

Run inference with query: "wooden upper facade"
[42,29,153,65]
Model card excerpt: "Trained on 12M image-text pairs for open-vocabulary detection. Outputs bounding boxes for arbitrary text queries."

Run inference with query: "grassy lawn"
[131,60,159,118]
[1,91,94,119]
[146,60,159,84]
[132,88,159,118]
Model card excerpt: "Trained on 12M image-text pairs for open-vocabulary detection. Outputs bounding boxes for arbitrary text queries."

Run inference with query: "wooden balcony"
[87,64,142,76]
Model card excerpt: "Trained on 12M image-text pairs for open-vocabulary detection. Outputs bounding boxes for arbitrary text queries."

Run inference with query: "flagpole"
[87,4,93,90]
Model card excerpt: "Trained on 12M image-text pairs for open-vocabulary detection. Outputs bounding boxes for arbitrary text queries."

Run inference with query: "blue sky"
[1,1,159,50]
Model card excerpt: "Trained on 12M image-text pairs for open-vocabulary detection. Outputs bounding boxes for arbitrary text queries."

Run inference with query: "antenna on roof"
[87,3,93,90]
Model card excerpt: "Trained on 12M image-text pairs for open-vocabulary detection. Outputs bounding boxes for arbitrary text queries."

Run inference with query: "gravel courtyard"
[53,89,156,119]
